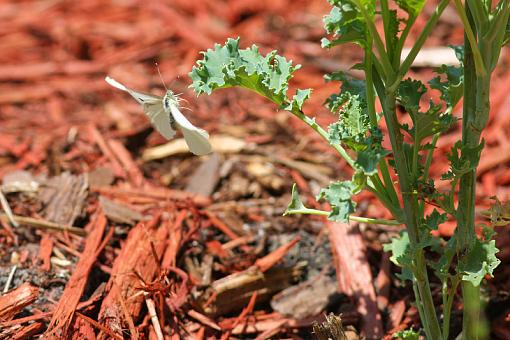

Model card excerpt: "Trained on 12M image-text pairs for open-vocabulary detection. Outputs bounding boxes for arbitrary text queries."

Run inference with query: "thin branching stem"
[389,0,450,93]
[290,108,356,168]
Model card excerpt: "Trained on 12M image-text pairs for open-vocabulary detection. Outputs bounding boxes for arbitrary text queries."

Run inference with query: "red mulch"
[0,0,509,339]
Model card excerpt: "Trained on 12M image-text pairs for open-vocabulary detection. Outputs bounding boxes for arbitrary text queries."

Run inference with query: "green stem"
[371,53,386,82]
[366,185,403,221]
[457,4,492,339]
[352,0,394,77]
[365,43,378,126]
[380,93,415,238]
[413,281,431,339]
[456,68,490,250]
[419,133,440,215]
[423,133,440,184]
[380,0,394,58]
[411,136,420,180]
[414,247,442,339]
[379,91,442,339]
[291,109,356,169]
[388,0,450,93]
[393,14,418,70]
[461,281,487,340]
[465,0,489,31]
[369,175,401,218]
[379,159,400,208]
[453,0,487,77]
[285,207,402,225]
[484,1,510,71]
[365,42,401,210]
[485,1,510,46]
[443,275,461,340]
[371,65,401,209]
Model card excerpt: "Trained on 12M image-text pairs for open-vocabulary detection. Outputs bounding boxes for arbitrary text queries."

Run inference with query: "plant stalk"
[388,0,450,93]
[443,275,461,340]
[456,3,491,339]
[461,281,486,340]
[379,91,442,339]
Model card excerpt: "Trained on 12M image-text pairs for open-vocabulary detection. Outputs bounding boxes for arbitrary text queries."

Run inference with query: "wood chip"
[328,222,383,339]
[142,135,247,161]
[185,153,221,196]
[98,213,168,336]
[0,282,39,322]
[39,172,88,226]
[198,262,306,317]
[1,170,39,193]
[45,211,108,336]
[271,274,338,319]
[99,196,143,225]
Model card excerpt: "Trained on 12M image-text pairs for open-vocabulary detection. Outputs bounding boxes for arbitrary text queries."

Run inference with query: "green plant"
[189,1,510,339]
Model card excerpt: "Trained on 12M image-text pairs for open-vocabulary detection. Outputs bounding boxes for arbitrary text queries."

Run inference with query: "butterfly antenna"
[168,75,182,90]
[155,61,168,91]
[177,96,189,105]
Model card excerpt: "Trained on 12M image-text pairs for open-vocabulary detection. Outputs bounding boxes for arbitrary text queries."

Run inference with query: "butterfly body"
[162,92,178,128]
[105,77,212,155]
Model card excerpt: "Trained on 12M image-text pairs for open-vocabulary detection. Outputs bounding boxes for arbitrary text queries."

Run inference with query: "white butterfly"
[105,76,212,156]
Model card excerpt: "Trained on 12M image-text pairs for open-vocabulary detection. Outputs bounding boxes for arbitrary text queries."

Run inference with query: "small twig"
[0,213,86,236]
[3,265,17,293]
[187,310,221,331]
[0,190,19,227]
[76,312,123,340]
[112,279,138,339]
[145,293,164,340]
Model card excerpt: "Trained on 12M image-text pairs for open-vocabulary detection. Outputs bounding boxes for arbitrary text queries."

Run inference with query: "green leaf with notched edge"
[413,104,456,144]
[386,9,400,57]
[429,190,456,216]
[458,239,500,286]
[483,197,510,227]
[423,209,447,231]
[397,79,427,114]
[322,0,375,48]
[284,88,312,111]
[450,45,465,63]
[316,181,357,222]
[395,0,425,17]
[430,237,456,282]
[384,231,414,281]
[326,72,371,151]
[327,84,387,175]
[429,47,464,109]
[326,72,388,173]
[327,95,369,148]
[417,228,441,251]
[325,72,374,135]
[447,140,485,177]
[351,170,368,192]
[284,183,307,216]
[189,38,309,110]
[398,79,456,144]
[356,143,390,175]
[325,71,366,96]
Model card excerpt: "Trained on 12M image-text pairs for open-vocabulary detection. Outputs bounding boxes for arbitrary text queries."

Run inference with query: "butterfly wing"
[169,104,212,156]
[145,104,176,139]
[105,76,176,139]
[105,76,161,105]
